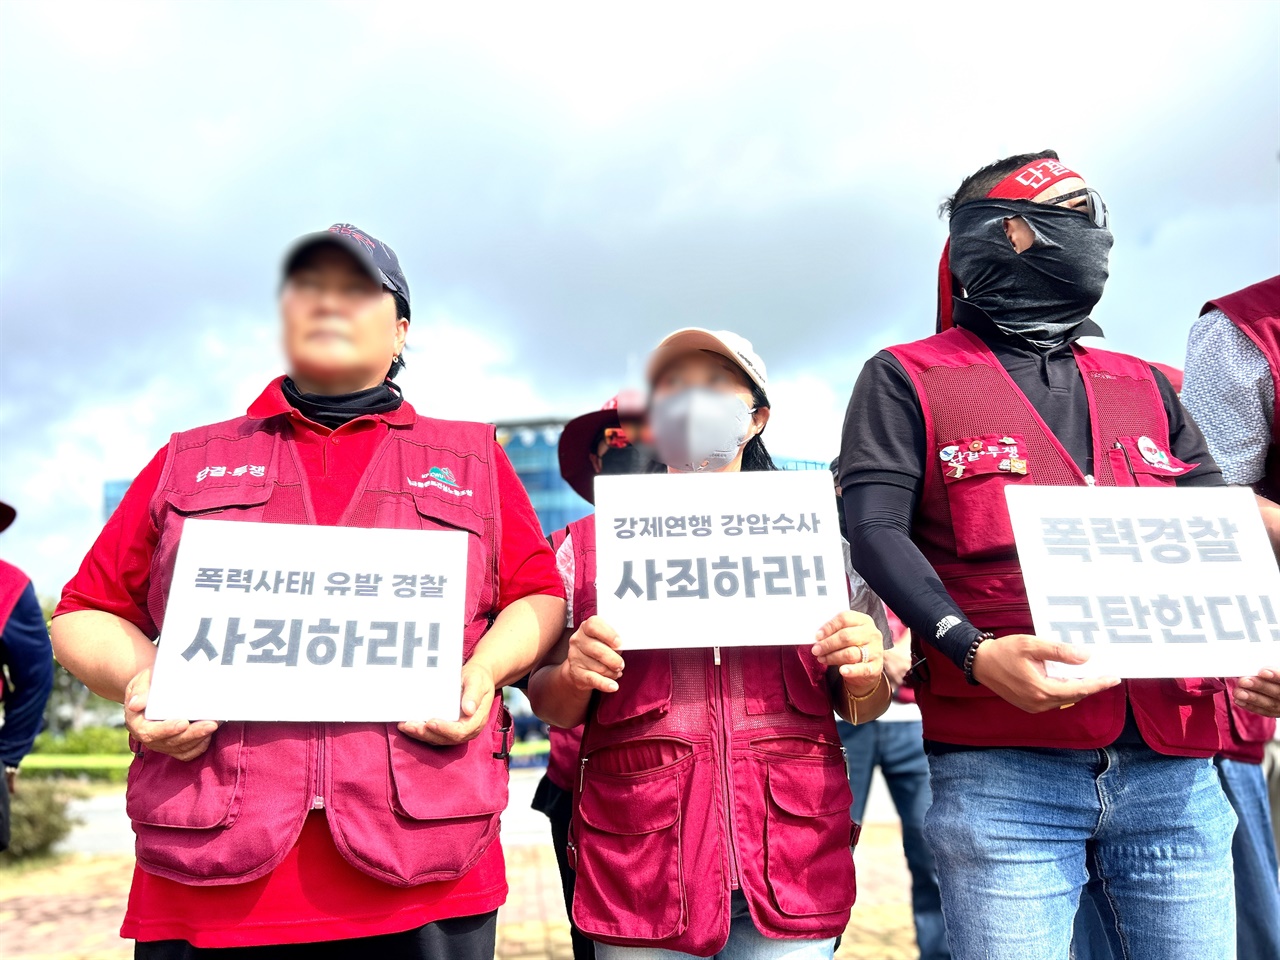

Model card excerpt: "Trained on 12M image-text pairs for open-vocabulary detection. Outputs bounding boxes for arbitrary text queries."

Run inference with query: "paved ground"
[2,770,917,960]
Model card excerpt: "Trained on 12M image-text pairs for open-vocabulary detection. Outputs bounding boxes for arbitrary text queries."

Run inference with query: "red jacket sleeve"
[56,446,169,636]
[491,442,566,609]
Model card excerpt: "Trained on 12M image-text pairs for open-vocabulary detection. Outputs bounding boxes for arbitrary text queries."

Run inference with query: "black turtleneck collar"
[951,298,1104,353]
[281,377,403,429]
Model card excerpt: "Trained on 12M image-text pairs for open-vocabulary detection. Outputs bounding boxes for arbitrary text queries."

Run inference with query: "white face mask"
[650,388,756,472]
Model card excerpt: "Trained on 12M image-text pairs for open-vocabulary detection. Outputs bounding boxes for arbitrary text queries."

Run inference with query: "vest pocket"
[742,647,831,717]
[938,434,1028,560]
[573,763,687,941]
[403,495,492,625]
[1109,436,1196,488]
[386,715,509,821]
[595,650,673,726]
[763,758,856,918]
[126,722,246,829]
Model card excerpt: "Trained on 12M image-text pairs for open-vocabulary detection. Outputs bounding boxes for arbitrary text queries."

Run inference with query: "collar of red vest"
[247,375,418,427]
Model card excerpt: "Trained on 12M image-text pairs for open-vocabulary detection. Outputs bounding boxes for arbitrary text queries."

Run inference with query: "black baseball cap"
[283,223,411,320]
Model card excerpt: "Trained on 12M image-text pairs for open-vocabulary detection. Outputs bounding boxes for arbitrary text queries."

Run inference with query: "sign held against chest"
[594,471,848,650]
[147,519,469,722]
[1007,485,1280,679]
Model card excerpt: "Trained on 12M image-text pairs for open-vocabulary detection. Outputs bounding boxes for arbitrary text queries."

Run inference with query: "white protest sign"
[1006,485,1280,679]
[147,519,468,722]
[594,471,847,650]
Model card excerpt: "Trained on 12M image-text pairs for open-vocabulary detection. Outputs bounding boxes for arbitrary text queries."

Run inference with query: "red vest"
[0,559,32,702]
[886,327,1222,756]
[1204,276,1280,500]
[1202,276,1280,760]
[127,408,511,887]
[544,518,593,792]
[565,513,856,955]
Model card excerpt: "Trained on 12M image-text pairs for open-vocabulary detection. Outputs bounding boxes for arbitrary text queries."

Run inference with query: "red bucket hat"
[558,391,645,504]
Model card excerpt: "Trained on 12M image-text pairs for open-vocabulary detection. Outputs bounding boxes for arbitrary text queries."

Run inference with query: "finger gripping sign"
[594,472,847,650]
[1006,485,1280,679]
[146,519,468,722]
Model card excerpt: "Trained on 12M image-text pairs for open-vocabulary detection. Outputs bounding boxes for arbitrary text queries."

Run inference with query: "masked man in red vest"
[51,225,567,958]
[1183,275,1280,958]
[837,151,1237,959]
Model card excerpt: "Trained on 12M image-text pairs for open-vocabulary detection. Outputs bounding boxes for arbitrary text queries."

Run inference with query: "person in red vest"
[1183,276,1280,957]
[50,224,566,959]
[532,390,653,960]
[529,328,890,960]
[0,500,55,853]
[838,151,1238,959]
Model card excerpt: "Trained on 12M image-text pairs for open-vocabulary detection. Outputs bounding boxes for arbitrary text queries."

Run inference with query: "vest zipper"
[311,722,325,810]
[713,648,741,889]
[579,756,588,792]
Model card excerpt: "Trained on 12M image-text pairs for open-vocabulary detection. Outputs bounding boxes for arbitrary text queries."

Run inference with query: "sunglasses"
[1045,187,1109,229]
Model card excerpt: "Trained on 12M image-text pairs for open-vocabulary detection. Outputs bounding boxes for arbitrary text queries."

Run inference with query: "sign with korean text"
[594,471,846,650]
[1006,486,1280,679]
[147,519,468,721]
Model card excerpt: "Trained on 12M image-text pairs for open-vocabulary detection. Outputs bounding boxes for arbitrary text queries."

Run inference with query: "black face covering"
[836,494,849,541]
[948,199,1113,349]
[600,442,655,476]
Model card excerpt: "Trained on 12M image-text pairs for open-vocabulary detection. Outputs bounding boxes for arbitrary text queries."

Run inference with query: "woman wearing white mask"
[529,329,890,960]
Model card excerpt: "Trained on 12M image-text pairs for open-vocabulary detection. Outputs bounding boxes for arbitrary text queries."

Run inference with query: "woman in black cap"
[51,225,566,959]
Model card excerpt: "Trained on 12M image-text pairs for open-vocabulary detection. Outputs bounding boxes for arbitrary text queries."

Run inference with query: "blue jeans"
[593,891,835,960]
[838,719,950,960]
[924,744,1237,960]
[1217,758,1280,960]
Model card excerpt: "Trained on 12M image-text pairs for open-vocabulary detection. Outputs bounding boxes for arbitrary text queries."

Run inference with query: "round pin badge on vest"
[940,445,959,462]
[969,440,983,452]
[1137,435,1171,469]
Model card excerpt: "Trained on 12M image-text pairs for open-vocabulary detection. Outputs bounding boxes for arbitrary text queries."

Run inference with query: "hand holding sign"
[1236,668,1280,718]
[563,616,625,695]
[812,610,883,694]
[970,635,1121,713]
[124,667,220,761]
[399,659,497,746]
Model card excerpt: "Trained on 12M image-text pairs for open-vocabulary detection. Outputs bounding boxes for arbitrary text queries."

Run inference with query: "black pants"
[135,911,497,960]
[0,780,10,852]
[531,774,594,960]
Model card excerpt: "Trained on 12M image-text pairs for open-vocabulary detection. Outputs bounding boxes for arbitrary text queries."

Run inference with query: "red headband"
[936,159,1083,332]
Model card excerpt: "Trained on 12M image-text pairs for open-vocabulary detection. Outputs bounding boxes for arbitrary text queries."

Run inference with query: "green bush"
[21,754,131,784]
[1,780,79,861]
[33,726,130,755]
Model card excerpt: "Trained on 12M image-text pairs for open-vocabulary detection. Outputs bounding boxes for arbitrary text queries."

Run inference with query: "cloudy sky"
[1,1,1277,594]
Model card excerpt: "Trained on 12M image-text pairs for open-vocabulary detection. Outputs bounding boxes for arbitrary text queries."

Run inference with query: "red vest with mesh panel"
[0,560,32,703]
[885,327,1222,755]
[564,514,856,956]
[128,408,510,886]
[544,518,593,792]
[1201,276,1280,759]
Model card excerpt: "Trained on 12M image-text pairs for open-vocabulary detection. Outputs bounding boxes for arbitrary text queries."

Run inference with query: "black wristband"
[963,632,996,686]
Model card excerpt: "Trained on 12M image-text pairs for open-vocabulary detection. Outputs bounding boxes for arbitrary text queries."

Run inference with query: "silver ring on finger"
[856,645,867,664]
